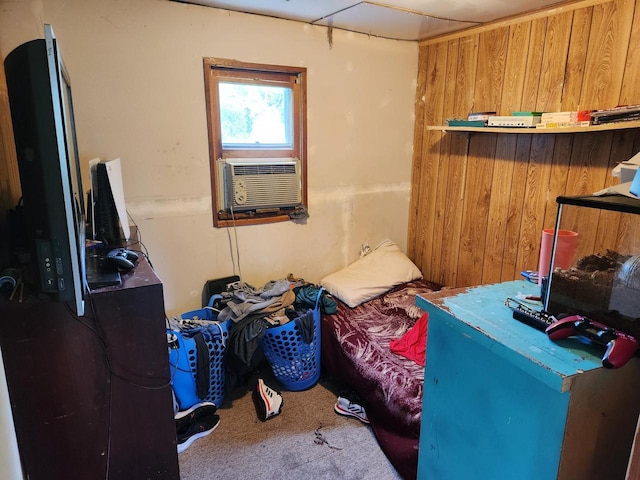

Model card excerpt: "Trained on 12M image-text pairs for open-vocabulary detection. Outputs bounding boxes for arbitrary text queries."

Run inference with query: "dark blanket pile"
[321,279,441,480]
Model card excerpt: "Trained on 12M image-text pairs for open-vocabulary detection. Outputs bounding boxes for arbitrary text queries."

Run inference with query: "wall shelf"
[427,120,640,134]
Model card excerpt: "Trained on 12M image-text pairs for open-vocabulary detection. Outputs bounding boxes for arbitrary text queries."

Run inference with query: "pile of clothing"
[216,276,336,388]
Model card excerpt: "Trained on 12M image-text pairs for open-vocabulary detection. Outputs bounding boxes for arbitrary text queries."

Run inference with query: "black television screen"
[4,24,86,315]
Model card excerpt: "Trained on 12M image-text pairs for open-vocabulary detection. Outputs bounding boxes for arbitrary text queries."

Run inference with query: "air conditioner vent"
[233,164,296,176]
[222,158,301,212]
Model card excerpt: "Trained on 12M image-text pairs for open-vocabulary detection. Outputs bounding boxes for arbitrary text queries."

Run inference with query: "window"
[203,58,307,227]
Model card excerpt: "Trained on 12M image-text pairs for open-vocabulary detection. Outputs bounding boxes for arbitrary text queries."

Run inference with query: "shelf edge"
[427,120,640,134]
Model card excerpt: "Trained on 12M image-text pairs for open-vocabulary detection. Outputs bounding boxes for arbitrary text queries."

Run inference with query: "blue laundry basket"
[179,294,222,322]
[170,294,230,408]
[262,288,323,391]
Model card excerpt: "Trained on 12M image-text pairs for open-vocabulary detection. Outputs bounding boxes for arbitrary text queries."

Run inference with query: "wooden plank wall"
[408,0,640,288]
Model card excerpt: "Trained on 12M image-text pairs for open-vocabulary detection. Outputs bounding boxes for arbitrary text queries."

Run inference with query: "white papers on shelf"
[594,152,640,198]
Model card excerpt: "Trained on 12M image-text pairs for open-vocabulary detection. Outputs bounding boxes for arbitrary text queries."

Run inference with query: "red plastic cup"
[538,229,578,285]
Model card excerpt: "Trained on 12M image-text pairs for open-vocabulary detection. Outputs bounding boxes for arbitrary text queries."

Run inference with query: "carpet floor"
[177,368,402,480]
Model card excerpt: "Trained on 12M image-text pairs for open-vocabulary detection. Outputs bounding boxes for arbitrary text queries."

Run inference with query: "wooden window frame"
[203,58,307,227]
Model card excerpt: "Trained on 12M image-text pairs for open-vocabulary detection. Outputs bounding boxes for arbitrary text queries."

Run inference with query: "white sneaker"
[253,378,283,421]
[334,396,369,424]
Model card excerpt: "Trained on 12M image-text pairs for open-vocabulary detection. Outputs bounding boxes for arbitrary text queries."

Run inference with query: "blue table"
[416,280,640,480]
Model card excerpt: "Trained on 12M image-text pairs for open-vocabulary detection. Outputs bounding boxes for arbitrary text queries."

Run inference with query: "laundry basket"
[169,294,230,409]
[261,288,323,391]
[179,294,222,322]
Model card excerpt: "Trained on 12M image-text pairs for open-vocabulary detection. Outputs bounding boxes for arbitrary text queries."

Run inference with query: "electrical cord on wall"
[86,211,151,271]
[126,211,152,268]
[227,204,243,282]
[128,205,242,288]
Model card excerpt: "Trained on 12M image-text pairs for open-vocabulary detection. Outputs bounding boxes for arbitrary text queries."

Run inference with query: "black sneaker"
[176,402,220,453]
[252,378,283,421]
[175,401,217,421]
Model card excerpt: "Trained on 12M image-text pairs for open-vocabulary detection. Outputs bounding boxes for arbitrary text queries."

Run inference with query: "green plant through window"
[219,83,293,148]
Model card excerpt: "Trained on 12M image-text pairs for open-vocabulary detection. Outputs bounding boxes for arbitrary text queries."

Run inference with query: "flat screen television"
[4,24,86,316]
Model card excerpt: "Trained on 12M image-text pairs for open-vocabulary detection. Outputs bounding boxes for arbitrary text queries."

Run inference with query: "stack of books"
[468,111,496,122]
[446,106,640,128]
[536,111,591,128]
[446,111,496,127]
[591,105,640,125]
[488,111,542,127]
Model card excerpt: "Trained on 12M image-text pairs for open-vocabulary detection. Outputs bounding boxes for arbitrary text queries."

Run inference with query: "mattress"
[321,279,441,480]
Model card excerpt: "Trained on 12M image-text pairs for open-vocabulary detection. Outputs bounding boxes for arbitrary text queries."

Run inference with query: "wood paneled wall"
[408,0,640,288]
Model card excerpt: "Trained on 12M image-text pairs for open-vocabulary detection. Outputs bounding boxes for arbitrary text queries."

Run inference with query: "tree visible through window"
[203,58,307,227]
[219,83,292,147]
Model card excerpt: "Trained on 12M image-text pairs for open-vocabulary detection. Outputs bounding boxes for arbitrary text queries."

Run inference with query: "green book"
[446,119,486,127]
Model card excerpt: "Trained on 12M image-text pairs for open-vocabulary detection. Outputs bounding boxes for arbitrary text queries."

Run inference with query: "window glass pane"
[219,82,292,148]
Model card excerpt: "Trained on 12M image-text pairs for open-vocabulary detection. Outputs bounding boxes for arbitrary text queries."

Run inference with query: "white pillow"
[320,239,423,308]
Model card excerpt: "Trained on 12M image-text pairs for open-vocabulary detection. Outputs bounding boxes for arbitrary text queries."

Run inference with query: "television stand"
[0,254,179,479]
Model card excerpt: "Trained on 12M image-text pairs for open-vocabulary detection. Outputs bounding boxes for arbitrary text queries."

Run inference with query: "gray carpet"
[177,371,402,480]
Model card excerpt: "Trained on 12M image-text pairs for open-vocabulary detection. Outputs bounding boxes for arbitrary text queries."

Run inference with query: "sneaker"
[175,401,217,421]
[176,403,220,453]
[334,396,369,424]
[252,378,283,421]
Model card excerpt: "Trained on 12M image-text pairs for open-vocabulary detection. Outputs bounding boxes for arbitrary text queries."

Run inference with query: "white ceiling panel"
[372,0,574,23]
[174,0,576,41]
[313,3,477,41]
[176,0,358,23]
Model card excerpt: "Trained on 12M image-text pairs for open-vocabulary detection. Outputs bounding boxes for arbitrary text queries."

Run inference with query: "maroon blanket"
[321,280,441,480]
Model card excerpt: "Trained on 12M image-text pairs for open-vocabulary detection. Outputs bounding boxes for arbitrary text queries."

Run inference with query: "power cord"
[80,290,172,390]
[126,210,152,268]
[227,204,243,281]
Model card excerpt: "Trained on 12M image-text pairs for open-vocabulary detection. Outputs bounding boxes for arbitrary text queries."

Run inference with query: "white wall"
[0,0,418,316]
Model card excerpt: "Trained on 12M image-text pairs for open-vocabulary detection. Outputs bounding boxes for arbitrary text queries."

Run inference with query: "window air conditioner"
[221,158,301,212]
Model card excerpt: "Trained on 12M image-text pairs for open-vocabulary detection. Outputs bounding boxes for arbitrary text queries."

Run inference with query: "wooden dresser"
[416,280,640,480]
[0,254,179,479]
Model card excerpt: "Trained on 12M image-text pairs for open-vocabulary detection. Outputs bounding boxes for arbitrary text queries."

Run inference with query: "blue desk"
[416,281,640,480]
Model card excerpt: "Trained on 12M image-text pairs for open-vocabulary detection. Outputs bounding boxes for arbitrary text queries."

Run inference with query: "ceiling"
[175,0,574,41]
